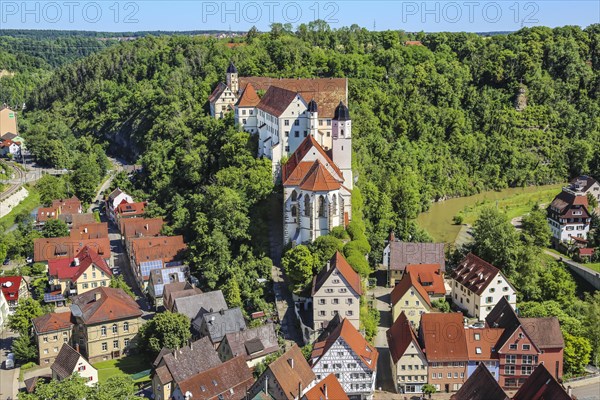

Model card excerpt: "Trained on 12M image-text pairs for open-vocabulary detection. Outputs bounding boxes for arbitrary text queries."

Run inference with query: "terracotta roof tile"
[155,365,173,385]
[405,264,445,296]
[235,83,260,107]
[120,217,164,239]
[256,85,299,117]
[465,327,504,360]
[239,77,347,119]
[312,319,378,371]
[387,312,422,364]
[177,356,253,400]
[283,135,342,184]
[116,201,147,217]
[268,345,315,400]
[0,276,23,302]
[299,160,342,191]
[34,237,111,262]
[130,235,187,269]
[70,287,142,324]
[302,374,348,400]
[420,313,469,361]
[48,246,112,283]
[312,252,362,296]
[390,272,432,307]
[69,222,108,240]
[32,312,73,334]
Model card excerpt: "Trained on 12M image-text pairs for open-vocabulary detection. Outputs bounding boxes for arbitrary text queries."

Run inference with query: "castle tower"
[332,101,352,189]
[226,61,239,94]
[307,99,318,137]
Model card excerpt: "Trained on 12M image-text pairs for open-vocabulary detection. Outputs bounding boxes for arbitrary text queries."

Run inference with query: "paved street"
[0,329,19,400]
[370,271,396,394]
[572,377,600,400]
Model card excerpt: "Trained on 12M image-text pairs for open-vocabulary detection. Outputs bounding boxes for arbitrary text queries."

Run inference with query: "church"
[210,62,353,245]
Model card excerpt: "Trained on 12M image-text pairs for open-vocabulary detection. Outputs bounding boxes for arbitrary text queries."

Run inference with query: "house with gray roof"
[151,336,222,400]
[51,343,97,386]
[147,265,189,308]
[217,322,279,368]
[193,307,247,345]
[172,290,227,321]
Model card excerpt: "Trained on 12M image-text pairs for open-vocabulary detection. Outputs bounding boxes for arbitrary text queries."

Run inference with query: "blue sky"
[1,1,598,32]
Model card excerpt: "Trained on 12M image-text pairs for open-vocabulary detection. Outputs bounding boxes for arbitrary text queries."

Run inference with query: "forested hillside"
[18,23,600,267]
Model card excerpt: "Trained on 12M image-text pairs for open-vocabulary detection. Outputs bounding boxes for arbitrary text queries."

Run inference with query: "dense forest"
[14,23,600,264]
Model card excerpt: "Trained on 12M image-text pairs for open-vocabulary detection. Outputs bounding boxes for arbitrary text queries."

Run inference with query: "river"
[416,183,565,244]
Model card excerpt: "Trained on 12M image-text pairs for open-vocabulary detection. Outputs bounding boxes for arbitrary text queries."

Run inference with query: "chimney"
[84,227,88,233]
[145,224,149,231]
[94,292,101,301]
[323,384,328,400]
[326,261,331,271]
[75,343,80,353]
[264,375,268,395]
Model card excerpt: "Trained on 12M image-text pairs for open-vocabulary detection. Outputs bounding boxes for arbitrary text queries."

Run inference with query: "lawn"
[94,354,151,383]
[0,185,40,230]
[460,185,564,225]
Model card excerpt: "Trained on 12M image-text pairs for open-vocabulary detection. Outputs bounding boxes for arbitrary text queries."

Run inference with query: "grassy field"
[94,354,151,383]
[459,185,564,225]
[0,185,40,231]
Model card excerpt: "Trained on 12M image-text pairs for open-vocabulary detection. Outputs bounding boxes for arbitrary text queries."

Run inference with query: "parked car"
[112,268,121,275]
[5,353,15,369]
[26,256,33,264]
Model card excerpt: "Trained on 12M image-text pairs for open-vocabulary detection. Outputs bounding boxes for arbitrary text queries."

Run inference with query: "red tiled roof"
[387,311,422,364]
[0,276,23,302]
[48,246,112,283]
[130,236,187,268]
[239,77,347,119]
[116,201,147,217]
[121,217,164,239]
[235,83,260,107]
[177,356,253,400]
[405,264,445,296]
[69,222,108,240]
[578,248,595,256]
[312,319,378,371]
[404,40,423,46]
[37,206,60,222]
[70,287,142,324]
[256,85,298,117]
[303,374,348,400]
[34,237,111,262]
[549,191,590,218]
[51,196,81,215]
[298,160,342,191]
[390,272,432,307]
[312,252,362,296]
[449,253,502,296]
[420,313,469,361]
[465,328,504,360]
[32,312,73,334]
[268,345,316,400]
[283,135,343,184]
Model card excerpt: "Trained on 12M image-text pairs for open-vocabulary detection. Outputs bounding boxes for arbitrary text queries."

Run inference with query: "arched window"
[291,190,298,202]
[112,324,118,334]
[318,196,326,217]
[101,326,107,336]
[291,205,298,218]
[304,195,311,217]
[123,322,129,332]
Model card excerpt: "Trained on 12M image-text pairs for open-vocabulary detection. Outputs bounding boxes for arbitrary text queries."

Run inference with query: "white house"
[547,186,592,246]
[387,312,428,394]
[448,253,517,321]
[0,139,21,158]
[0,291,9,332]
[569,175,600,203]
[311,318,378,400]
[51,343,98,386]
[106,188,134,224]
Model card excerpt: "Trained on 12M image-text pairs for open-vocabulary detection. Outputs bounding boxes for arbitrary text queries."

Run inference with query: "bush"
[330,226,350,240]
[31,263,46,275]
[345,253,371,277]
[453,213,464,225]
[432,298,451,313]
[21,361,37,370]
[344,239,371,256]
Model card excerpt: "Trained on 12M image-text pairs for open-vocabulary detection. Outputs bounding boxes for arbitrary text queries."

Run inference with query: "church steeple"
[226,61,239,93]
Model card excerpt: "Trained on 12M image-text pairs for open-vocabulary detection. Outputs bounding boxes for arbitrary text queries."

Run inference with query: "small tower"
[226,61,239,94]
[307,99,318,137]
[332,101,352,188]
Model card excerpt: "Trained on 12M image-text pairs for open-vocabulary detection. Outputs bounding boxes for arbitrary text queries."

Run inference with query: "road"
[0,329,19,400]
[87,158,125,213]
[0,162,25,202]
[370,271,396,395]
[572,378,600,400]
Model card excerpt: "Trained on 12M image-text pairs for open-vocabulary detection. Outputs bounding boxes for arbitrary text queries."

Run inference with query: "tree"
[588,192,599,210]
[281,245,318,293]
[223,278,242,309]
[432,298,451,313]
[521,205,552,247]
[138,311,191,355]
[11,334,37,362]
[109,275,135,299]
[309,235,344,269]
[94,375,136,400]
[8,298,44,336]
[422,384,437,397]
[563,332,592,376]
[19,375,92,400]
[42,219,69,238]
[36,174,68,206]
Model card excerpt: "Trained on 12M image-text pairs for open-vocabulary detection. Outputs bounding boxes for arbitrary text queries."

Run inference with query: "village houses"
[32,311,74,366]
[390,272,432,328]
[51,343,98,386]
[382,236,445,287]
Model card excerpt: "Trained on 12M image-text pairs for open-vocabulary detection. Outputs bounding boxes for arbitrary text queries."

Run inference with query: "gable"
[480,273,515,296]
[498,326,540,354]
[314,266,360,298]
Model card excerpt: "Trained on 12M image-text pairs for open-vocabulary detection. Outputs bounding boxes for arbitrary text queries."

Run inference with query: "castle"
[210,63,353,245]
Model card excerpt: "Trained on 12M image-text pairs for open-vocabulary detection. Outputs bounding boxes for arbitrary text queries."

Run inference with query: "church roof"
[298,160,342,192]
[283,135,343,184]
[235,83,260,107]
[307,99,318,113]
[227,61,238,73]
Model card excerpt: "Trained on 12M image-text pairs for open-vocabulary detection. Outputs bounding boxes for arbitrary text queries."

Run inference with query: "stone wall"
[0,186,28,218]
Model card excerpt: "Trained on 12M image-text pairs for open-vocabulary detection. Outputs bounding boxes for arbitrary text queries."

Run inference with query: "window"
[83,273,87,279]
[82,283,89,289]
[509,344,517,350]
[303,131,308,137]
[101,326,107,336]
[113,340,119,349]
[521,366,533,375]
[44,349,48,354]
[474,333,480,341]
[123,322,129,332]
[522,344,530,350]
[304,195,310,217]
[294,131,299,137]
[112,324,118,334]
[43,337,48,343]
[347,298,353,305]
[92,272,96,278]
[505,365,515,375]
[242,109,247,116]
[416,301,420,306]
[332,299,339,305]
[291,205,298,218]
[318,299,325,305]
[294,120,299,126]
[486,296,493,303]
[78,365,86,372]
[92,282,98,288]
[332,279,340,284]
[475,347,482,354]
[490,288,495,293]
[522,355,537,365]
[318,196,325,217]
[102,342,108,352]
[319,311,326,316]
[64,337,68,343]
[405,301,409,306]
[447,373,452,378]
[454,372,458,378]
[339,288,347,293]
[242,119,247,124]
[506,355,516,364]
[325,288,333,293]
